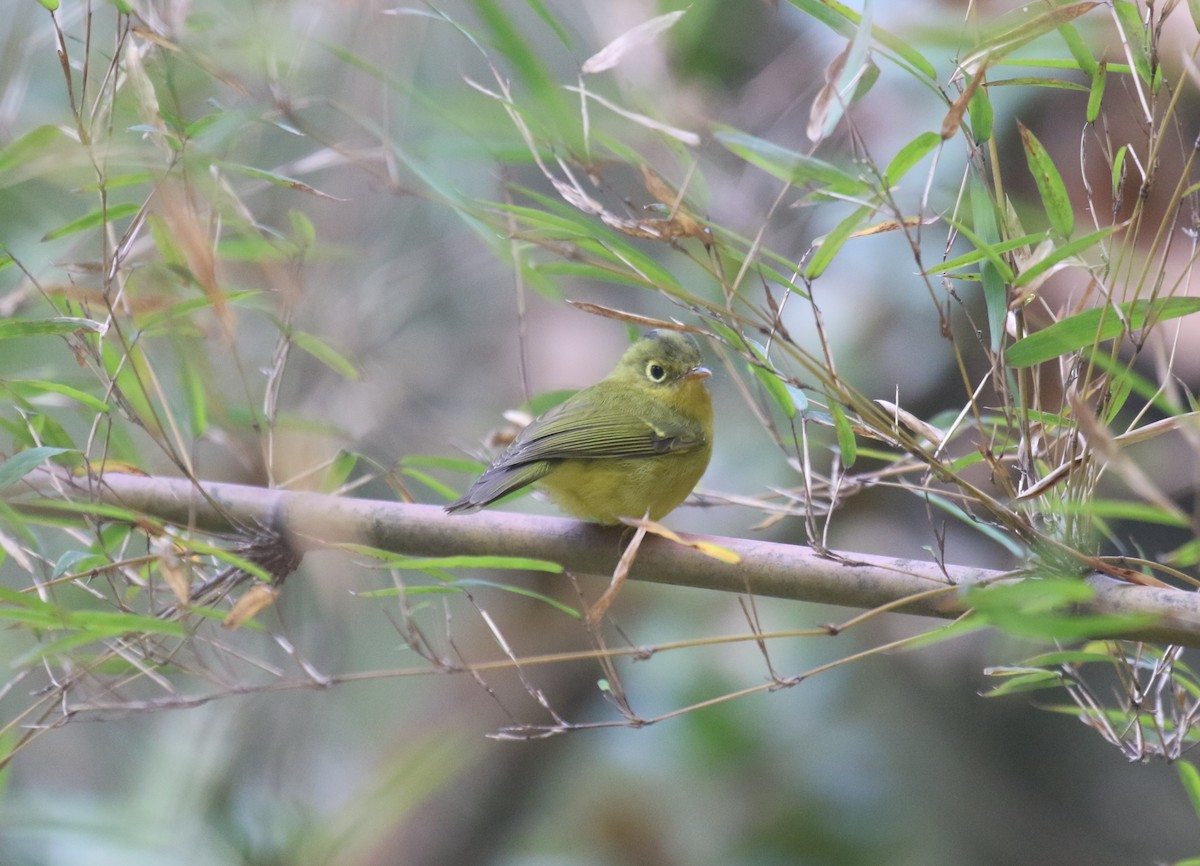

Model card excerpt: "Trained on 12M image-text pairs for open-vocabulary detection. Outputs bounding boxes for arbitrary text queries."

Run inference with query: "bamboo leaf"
[1007,297,1200,367]
[292,331,361,381]
[806,205,873,279]
[1018,121,1074,239]
[0,447,75,492]
[42,202,141,241]
[713,128,868,195]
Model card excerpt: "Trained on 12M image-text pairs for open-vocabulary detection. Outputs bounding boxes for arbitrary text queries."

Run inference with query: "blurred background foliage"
[2,0,1200,864]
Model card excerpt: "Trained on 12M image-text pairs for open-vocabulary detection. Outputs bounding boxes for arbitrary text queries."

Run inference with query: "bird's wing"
[445,394,706,514]
[499,395,705,465]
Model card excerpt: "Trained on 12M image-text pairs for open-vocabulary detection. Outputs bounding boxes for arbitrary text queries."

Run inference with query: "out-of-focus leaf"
[0,317,104,339]
[785,0,936,79]
[339,543,564,575]
[0,447,74,492]
[714,128,868,195]
[3,380,109,413]
[0,125,62,177]
[42,202,141,241]
[292,331,361,381]
[1178,762,1200,821]
[1007,297,1200,367]
[1018,121,1074,239]
[581,10,686,74]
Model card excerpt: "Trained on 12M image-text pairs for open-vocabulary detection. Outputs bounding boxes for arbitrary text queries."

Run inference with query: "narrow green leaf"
[1007,297,1200,367]
[829,398,857,467]
[0,317,104,339]
[3,380,109,413]
[959,3,1103,75]
[1179,763,1200,821]
[785,0,936,79]
[1013,225,1115,288]
[1112,144,1128,203]
[0,125,62,176]
[338,544,564,574]
[42,202,141,241]
[713,127,867,194]
[927,231,1049,276]
[1057,20,1099,77]
[1018,121,1074,239]
[1189,0,1200,33]
[885,133,941,187]
[0,447,74,491]
[806,205,872,279]
[1112,0,1153,85]
[968,74,994,143]
[322,449,359,493]
[288,209,316,247]
[1086,60,1107,123]
[980,669,1064,697]
[220,163,346,201]
[292,331,361,381]
[967,178,1008,349]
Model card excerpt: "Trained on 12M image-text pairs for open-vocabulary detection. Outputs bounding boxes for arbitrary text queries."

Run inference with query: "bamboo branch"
[18,471,1200,646]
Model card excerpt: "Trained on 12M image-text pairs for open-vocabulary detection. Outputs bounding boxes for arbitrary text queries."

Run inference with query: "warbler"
[447,329,713,524]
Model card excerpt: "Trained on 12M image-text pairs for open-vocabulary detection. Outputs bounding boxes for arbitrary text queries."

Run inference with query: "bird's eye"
[646,362,667,382]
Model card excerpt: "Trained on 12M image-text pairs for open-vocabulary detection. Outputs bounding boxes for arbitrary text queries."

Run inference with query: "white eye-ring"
[646,361,667,382]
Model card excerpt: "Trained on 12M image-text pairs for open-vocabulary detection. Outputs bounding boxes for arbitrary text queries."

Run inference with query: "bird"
[446,329,713,525]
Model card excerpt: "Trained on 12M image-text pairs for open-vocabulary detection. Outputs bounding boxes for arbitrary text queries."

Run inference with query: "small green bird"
[447,329,714,525]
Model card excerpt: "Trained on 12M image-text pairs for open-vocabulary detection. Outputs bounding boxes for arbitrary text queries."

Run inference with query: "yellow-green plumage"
[447,330,713,525]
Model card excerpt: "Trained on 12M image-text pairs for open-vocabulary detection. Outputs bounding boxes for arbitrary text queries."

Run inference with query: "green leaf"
[1086,61,1107,123]
[806,205,872,279]
[713,127,867,194]
[959,2,1103,74]
[1057,19,1099,78]
[0,447,74,492]
[322,449,359,493]
[1189,0,1200,33]
[3,379,109,413]
[42,202,141,241]
[968,74,993,143]
[338,544,564,575]
[884,131,941,186]
[980,667,1064,697]
[746,352,796,419]
[1007,297,1200,367]
[219,163,346,201]
[292,331,361,381]
[1013,225,1114,288]
[829,398,857,467]
[967,179,1008,350]
[1112,144,1128,203]
[0,125,62,177]
[784,0,936,79]
[1018,121,1074,239]
[928,231,1049,276]
[1112,0,1153,86]
[1178,762,1200,821]
[0,317,104,339]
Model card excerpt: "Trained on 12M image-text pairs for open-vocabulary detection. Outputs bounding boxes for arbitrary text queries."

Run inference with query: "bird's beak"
[685,365,712,381]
